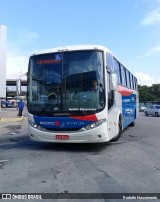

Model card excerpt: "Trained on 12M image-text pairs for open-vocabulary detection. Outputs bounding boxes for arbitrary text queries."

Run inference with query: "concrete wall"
[0,25,7,98]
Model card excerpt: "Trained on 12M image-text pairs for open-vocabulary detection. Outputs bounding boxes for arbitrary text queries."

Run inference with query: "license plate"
[56,135,69,140]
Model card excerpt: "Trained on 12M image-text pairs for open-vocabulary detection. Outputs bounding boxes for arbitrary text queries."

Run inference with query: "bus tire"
[110,116,122,142]
[129,121,135,127]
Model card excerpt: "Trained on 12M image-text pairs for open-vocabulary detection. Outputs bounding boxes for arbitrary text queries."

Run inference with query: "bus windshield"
[27,50,105,116]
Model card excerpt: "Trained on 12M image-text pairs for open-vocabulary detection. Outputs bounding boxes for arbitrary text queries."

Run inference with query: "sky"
[0,0,160,86]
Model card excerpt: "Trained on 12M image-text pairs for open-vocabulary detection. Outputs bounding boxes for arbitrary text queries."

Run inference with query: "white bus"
[27,45,138,143]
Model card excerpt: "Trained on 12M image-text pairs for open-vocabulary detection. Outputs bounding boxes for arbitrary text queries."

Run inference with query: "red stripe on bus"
[71,114,98,121]
[117,85,133,96]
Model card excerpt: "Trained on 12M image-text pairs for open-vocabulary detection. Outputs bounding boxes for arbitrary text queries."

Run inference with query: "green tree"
[138,85,156,102]
[150,84,160,102]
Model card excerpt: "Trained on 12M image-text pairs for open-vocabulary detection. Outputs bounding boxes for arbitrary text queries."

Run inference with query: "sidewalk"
[0,108,24,123]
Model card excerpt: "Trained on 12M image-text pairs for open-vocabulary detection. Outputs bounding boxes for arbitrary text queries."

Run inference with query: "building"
[0,25,7,98]
[6,79,27,97]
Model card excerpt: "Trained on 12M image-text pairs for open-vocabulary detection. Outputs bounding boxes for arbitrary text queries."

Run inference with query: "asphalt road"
[0,109,160,202]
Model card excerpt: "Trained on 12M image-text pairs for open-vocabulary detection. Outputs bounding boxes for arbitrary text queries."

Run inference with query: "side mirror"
[110,73,117,91]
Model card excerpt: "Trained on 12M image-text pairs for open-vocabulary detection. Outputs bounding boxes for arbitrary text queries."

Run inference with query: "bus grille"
[44,127,81,132]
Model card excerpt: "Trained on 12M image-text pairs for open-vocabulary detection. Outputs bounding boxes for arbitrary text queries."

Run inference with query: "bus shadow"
[32,141,113,153]
[0,133,118,153]
[2,138,113,153]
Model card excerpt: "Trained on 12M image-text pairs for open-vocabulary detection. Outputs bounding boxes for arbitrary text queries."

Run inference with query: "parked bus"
[27,45,138,143]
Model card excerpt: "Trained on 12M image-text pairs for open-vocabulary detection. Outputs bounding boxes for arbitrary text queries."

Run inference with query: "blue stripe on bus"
[33,116,95,129]
[122,94,136,129]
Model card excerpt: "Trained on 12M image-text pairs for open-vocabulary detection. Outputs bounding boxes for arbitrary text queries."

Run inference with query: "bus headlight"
[28,120,46,131]
[81,119,106,131]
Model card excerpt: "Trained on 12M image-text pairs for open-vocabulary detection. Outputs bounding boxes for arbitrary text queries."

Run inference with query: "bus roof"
[31,45,112,56]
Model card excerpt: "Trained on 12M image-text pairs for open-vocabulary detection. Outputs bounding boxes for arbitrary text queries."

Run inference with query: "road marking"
[0,116,24,122]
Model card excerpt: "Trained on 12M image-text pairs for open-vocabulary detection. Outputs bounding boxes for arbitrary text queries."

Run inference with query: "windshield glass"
[155,106,160,109]
[27,50,105,116]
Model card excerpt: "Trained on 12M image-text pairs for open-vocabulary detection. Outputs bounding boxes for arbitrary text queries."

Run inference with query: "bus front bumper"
[28,123,109,143]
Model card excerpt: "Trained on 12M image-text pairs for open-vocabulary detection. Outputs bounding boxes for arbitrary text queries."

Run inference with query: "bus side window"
[129,73,133,89]
[132,76,135,89]
[113,58,122,84]
[121,65,127,87]
[107,71,114,110]
[133,77,137,90]
[126,70,131,88]
[106,53,113,72]
[135,78,138,90]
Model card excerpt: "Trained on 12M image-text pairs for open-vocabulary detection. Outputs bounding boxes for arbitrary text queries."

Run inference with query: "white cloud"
[140,2,160,57]
[9,29,39,46]
[6,29,39,79]
[147,44,160,55]
[135,72,160,86]
[15,31,39,47]
[7,52,28,79]
[142,7,160,25]
[137,44,160,58]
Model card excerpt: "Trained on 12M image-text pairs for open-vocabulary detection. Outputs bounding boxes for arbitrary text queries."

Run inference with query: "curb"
[0,116,24,123]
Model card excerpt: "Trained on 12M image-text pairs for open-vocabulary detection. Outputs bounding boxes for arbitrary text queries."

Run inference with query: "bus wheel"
[129,121,135,127]
[110,117,122,142]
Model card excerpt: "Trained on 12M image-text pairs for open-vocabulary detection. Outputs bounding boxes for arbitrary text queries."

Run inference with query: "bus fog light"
[82,119,106,131]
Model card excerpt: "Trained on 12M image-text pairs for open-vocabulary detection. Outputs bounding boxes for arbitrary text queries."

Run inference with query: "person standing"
[17,99,24,117]
[91,80,98,91]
